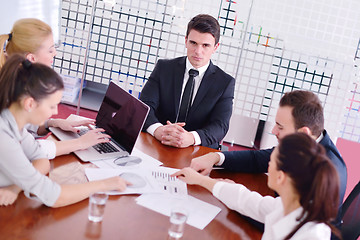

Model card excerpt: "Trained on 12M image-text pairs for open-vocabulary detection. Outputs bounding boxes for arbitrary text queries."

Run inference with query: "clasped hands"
[154,121,195,148]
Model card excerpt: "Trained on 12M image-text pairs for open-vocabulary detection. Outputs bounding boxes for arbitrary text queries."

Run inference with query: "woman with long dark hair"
[173,132,340,239]
[0,55,128,207]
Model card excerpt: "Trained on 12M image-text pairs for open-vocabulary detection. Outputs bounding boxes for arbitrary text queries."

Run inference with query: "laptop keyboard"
[78,128,120,154]
[93,142,119,154]
[78,128,88,136]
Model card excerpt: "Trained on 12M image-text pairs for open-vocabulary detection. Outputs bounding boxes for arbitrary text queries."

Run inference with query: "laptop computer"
[50,80,150,162]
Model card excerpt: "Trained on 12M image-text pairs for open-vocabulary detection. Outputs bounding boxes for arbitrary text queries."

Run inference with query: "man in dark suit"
[140,14,235,149]
[190,90,347,229]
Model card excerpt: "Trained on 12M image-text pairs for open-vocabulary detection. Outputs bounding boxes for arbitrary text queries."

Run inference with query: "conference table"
[0,133,274,240]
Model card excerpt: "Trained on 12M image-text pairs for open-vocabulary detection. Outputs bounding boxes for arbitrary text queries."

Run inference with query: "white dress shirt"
[212,181,331,239]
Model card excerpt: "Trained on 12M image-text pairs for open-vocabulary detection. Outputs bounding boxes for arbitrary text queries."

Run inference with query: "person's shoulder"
[320,131,341,156]
[157,56,186,65]
[295,222,331,239]
[0,111,10,131]
[0,114,5,125]
[320,130,347,169]
[0,115,15,143]
[210,62,234,81]
[320,130,338,153]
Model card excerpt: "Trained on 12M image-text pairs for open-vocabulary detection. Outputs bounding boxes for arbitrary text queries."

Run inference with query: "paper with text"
[85,166,187,196]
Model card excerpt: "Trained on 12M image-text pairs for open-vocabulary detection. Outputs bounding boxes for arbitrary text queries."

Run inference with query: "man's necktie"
[177,69,199,122]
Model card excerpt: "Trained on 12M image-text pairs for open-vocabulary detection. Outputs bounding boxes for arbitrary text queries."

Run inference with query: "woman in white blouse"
[0,55,129,207]
[173,133,340,239]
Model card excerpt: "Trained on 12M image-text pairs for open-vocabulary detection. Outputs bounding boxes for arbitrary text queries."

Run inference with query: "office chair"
[340,181,360,240]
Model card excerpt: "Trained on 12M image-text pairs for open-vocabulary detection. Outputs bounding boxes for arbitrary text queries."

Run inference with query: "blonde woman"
[0,18,108,159]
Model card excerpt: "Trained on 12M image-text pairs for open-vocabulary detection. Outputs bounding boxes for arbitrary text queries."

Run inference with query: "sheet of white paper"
[85,166,187,196]
[86,168,153,195]
[90,147,162,169]
[66,114,90,121]
[148,166,186,195]
[132,148,162,166]
[136,193,221,230]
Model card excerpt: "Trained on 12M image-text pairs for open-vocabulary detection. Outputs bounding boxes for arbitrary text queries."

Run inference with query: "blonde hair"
[0,18,52,68]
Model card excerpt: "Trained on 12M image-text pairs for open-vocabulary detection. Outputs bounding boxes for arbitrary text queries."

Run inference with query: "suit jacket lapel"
[173,57,186,115]
[190,61,216,112]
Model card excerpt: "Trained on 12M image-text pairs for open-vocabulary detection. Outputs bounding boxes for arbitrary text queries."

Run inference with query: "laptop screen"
[95,81,149,154]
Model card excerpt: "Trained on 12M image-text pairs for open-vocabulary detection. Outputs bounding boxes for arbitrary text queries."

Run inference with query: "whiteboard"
[0,0,61,44]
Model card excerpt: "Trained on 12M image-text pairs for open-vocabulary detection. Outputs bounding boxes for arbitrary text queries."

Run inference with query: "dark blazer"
[221,130,348,226]
[140,56,235,148]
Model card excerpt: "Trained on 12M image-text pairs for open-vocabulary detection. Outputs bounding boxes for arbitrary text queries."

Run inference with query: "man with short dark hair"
[140,14,235,149]
[191,90,347,229]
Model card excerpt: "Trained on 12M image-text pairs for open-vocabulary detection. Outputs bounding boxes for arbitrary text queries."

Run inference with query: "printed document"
[85,166,187,196]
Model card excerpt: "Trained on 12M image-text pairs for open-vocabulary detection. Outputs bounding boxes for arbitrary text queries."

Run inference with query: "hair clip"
[22,59,32,69]
[8,33,12,41]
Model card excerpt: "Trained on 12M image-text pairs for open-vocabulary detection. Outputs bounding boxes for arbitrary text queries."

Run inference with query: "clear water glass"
[88,192,108,222]
[168,207,188,239]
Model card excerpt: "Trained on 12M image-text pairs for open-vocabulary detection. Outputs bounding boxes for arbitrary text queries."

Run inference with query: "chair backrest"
[341,181,360,240]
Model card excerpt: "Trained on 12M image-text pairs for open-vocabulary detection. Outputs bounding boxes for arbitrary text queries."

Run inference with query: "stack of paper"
[61,74,81,104]
[85,149,222,230]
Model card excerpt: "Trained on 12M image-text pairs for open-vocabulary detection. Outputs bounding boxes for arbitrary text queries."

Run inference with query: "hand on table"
[0,185,22,206]
[154,121,195,148]
[171,167,205,185]
[172,167,218,192]
[190,152,220,175]
[104,176,132,192]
